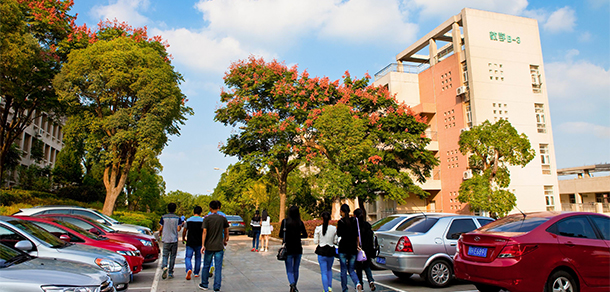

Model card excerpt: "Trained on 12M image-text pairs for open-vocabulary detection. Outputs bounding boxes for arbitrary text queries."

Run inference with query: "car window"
[480,216,549,233]
[73,210,105,222]
[0,225,28,249]
[0,242,25,266]
[53,220,99,240]
[446,219,478,239]
[555,217,598,239]
[590,215,610,240]
[477,218,494,227]
[32,222,84,243]
[372,216,405,231]
[398,217,439,233]
[395,216,424,231]
[45,209,69,214]
[7,220,65,248]
[61,217,98,232]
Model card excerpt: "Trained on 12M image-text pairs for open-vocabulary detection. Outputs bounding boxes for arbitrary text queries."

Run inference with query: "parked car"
[454,211,610,292]
[0,242,115,292]
[14,206,152,235]
[374,214,494,288]
[227,215,246,234]
[16,216,144,274]
[40,213,160,263]
[0,216,131,290]
[372,213,455,232]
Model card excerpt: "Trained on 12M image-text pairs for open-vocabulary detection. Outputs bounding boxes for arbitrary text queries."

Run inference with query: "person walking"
[250,210,261,252]
[279,206,308,292]
[354,208,376,291]
[314,211,337,292]
[182,206,204,280]
[337,204,362,292]
[159,202,184,280]
[260,209,271,252]
[205,200,226,278]
[199,200,229,291]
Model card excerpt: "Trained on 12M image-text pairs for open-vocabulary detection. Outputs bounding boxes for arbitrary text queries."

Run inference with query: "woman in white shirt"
[314,211,338,292]
[260,209,272,252]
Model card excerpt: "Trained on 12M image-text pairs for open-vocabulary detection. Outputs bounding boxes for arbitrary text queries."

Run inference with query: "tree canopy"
[457,119,535,218]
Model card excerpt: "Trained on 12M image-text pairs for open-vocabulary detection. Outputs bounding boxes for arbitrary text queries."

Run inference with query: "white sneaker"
[356,284,363,292]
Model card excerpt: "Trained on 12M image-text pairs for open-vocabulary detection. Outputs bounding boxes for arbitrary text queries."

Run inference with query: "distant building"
[558,164,610,214]
[367,8,560,220]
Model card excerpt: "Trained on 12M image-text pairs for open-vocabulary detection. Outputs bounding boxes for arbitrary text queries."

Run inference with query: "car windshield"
[92,210,120,224]
[396,217,439,233]
[227,216,242,221]
[372,216,405,231]
[83,217,115,233]
[8,220,66,248]
[0,243,31,268]
[54,220,100,240]
[479,215,549,233]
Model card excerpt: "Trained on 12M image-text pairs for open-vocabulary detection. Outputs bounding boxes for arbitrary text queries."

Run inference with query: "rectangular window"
[530,65,542,93]
[535,103,547,133]
[540,144,551,174]
[544,186,555,211]
[569,194,576,204]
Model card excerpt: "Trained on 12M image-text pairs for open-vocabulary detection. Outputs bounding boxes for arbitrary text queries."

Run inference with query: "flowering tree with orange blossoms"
[215,56,437,221]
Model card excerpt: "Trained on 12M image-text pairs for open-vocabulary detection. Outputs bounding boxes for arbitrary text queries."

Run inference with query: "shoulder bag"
[277,222,288,261]
[356,217,367,262]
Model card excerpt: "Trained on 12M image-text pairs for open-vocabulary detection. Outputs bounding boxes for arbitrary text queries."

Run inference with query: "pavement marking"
[127,287,152,290]
[149,254,162,292]
[135,271,157,274]
[301,257,409,292]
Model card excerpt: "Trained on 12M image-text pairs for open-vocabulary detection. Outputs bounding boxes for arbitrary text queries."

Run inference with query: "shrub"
[271,219,338,238]
[111,210,160,230]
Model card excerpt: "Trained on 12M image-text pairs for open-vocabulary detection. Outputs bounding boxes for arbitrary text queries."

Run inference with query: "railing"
[374,63,425,81]
[424,130,438,141]
[561,202,609,213]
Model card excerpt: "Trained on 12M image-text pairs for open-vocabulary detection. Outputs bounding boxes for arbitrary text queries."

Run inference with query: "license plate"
[232,223,240,226]
[376,257,386,265]
[468,246,488,257]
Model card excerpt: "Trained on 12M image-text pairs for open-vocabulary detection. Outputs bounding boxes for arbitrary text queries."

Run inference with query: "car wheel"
[391,271,413,280]
[425,259,453,288]
[545,270,578,292]
[475,284,502,292]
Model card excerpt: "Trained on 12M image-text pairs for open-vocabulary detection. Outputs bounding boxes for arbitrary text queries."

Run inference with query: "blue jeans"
[161,242,178,276]
[356,257,374,285]
[185,245,202,275]
[339,253,360,292]
[318,255,334,292]
[201,250,224,291]
[251,229,260,249]
[285,254,302,285]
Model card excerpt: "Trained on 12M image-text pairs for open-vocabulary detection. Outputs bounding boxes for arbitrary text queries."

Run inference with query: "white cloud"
[407,0,529,19]
[546,54,610,103]
[91,0,151,27]
[578,31,592,42]
[543,6,576,33]
[558,122,610,138]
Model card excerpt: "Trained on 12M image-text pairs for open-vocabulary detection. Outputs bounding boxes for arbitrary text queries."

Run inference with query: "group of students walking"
[280,204,376,292]
[249,209,272,252]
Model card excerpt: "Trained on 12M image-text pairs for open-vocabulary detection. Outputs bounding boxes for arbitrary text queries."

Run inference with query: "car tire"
[475,284,502,292]
[392,271,413,280]
[425,259,453,288]
[545,270,578,292]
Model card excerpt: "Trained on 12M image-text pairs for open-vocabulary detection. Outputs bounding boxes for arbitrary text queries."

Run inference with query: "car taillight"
[395,236,413,252]
[240,222,245,225]
[498,244,538,258]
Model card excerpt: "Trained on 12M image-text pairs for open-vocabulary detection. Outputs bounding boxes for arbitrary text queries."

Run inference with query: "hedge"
[271,219,338,238]
[111,210,160,231]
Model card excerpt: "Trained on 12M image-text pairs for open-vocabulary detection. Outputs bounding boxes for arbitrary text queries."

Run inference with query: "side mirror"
[15,240,33,251]
[89,228,101,235]
[59,234,71,242]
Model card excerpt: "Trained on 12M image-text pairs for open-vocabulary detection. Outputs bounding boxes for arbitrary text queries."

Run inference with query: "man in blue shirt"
[183,206,204,280]
[159,202,183,279]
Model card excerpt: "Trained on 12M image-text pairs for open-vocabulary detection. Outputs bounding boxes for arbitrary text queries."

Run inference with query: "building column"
[429,39,438,66]
[451,22,462,56]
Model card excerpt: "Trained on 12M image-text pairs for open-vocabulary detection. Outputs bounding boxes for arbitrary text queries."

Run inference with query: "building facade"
[368,8,560,220]
[557,164,610,214]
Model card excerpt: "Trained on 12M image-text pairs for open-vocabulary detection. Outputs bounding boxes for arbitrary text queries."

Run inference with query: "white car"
[14,206,152,235]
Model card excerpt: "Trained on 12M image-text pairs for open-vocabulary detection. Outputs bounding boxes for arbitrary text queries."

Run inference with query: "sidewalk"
[153,235,329,292]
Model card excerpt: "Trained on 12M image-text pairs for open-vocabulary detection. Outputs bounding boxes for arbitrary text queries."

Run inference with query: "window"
[535,104,547,133]
[554,217,597,239]
[569,194,576,204]
[545,186,555,211]
[590,215,609,240]
[540,144,551,174]
[33,222,83,243]
[446,219,477,239]
[73,210,106,223]
[530,65,542,93]
[0,225,28,249]
[477,219,494,227]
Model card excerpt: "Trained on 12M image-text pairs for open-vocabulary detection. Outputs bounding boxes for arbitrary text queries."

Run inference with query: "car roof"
[14,206,91,215]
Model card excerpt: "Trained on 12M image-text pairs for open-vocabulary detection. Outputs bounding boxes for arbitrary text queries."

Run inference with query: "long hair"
[262,209,268,221]
[340,203,351,227]
[288,205,301,227]
[321,211,331,236]
[354,208,364,229]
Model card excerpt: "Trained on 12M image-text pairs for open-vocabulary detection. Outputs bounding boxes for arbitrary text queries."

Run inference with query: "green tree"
[0,0,75,182]
[54,22,192,215]
[161,190,195,217]
[457,119,536,218]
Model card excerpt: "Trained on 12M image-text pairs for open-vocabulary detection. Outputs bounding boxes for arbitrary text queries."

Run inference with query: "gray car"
[14,206,152,235]
[374,214,494,288]
[227,215,246,235]
[0,216,131,290]
[0,242,115,292]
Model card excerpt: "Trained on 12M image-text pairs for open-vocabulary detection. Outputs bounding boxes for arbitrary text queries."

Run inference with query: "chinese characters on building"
[489,32,520,44]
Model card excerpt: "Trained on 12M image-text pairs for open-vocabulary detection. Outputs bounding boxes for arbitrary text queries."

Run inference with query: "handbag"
[277,223,287,261]
[356,218,367,262]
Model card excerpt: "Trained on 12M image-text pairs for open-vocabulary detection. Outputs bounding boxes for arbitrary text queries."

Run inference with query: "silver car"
[14,206,152,235]
[0,242,115,292]
[374,214,494,288]
[0,216,131,290]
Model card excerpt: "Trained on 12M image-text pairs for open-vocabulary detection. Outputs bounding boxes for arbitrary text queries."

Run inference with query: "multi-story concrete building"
[367,8,560,220]
[558,164,610,214]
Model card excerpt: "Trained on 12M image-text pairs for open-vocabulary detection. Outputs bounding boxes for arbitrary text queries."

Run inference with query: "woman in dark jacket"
[337,204,363,292]
[354,208,376,291]
[279,206,308,292]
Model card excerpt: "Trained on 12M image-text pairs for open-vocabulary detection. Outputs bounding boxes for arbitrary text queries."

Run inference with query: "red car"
[38,214,160,263]
[14,216,144,274]
[454,211,610,292]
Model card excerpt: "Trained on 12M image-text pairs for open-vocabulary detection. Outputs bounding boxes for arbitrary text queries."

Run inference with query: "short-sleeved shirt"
[203,213,229,252]
[185,216,204,247]
[160,213,184,243]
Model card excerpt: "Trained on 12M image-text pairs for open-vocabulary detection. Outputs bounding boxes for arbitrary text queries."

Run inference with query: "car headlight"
[41,286,98,292]
[95,258,123,272]
[138,239,152,246]
[116,250,136,256]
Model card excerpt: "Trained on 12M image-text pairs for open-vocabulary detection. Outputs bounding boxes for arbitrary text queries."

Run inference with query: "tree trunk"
[331,197,341,220]
[101,162,131,216]
[278,175,287,223]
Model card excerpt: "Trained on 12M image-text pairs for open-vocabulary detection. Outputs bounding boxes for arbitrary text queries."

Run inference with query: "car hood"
[1,257,107,286]
[58,242,126,264]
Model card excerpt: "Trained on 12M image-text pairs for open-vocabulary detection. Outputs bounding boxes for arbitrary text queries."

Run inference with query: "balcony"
[561,202,609,214]
[374,63,426,81]
[424,130,439,151]
[419,170,441,190]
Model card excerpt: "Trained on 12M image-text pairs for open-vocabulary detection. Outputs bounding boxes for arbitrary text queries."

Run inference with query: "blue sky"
[70,0,610,195]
